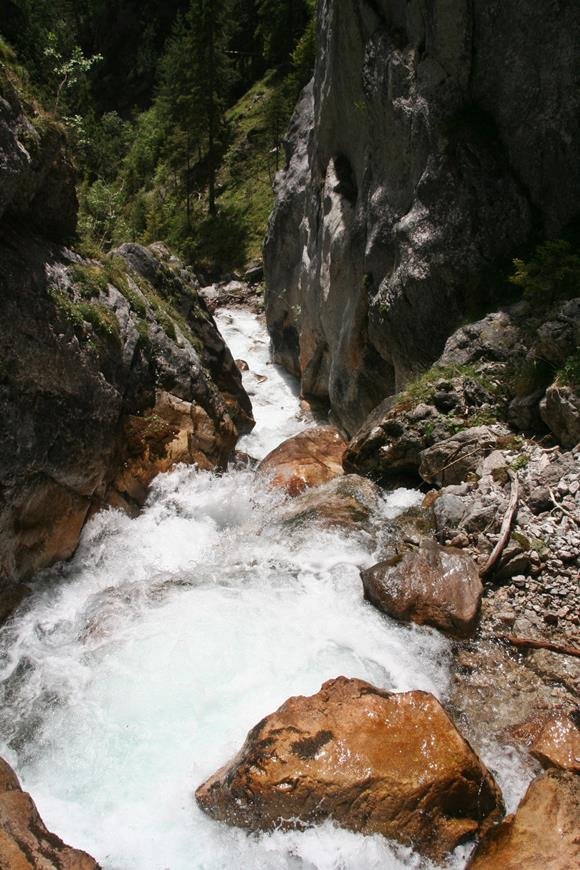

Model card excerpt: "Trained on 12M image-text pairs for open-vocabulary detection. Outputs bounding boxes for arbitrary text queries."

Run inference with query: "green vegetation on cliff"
[0,0,315,273]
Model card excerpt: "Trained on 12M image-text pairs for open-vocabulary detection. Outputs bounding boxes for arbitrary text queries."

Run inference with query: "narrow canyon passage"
[0,311,528,869]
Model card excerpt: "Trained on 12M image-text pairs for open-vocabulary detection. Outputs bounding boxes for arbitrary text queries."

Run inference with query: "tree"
[256,0,311,71]
[43,31,102,114]
[187,0,234,215]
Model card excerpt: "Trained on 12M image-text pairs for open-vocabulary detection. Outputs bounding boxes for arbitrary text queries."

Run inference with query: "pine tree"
[187,0,234,216]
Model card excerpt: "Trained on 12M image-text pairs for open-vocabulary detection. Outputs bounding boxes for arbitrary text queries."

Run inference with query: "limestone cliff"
[0,61,253,619]
[264,0,580,435]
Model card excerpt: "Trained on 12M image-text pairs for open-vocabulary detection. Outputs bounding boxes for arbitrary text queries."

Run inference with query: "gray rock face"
[0,65,77,240]
[264,0,580,435]
[0,237,253,606]
[540,385,580,449]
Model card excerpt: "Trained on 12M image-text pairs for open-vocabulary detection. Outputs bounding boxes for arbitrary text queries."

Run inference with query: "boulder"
[419,427,499,486]
[196,677,504,862]
[530,712,580,773]
[258,427,346,496]
[540,384,580,449]
[278,474,382,531]
[361,540,483,638]
[0,757,99,868]
[467,770,579,869]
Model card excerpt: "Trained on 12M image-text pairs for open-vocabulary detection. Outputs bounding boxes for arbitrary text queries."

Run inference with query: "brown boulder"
[467,770,579,869]
[279,474,382,531]
[196,677,504,862]
[257,427,346,496]
[361,540,483,638]
[530,712,580,773]
[106,390,237,511]
[0,757,99,869]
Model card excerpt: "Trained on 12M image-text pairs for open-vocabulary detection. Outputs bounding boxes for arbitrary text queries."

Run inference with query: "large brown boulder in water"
[257,426,346,496]
[467,770,579,869]
[361,539,483,638]
[0,757,99,869]
[196,677,504,861]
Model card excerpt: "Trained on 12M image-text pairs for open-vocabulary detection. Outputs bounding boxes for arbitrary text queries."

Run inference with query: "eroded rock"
[196,677,504,861]
[258,426,346,496]
[0,757,99,869]
[362,540,483,638]
[278,474,382,531]
[467,770,579,869]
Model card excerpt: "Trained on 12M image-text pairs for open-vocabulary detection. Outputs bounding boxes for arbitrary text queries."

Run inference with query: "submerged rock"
[196,676,504,861]
[278,474,382,531]
[0,757,99,868]
[362,539,483,638]
[467,770,579,869]
[510,711,580,774]
[258,426,346,496]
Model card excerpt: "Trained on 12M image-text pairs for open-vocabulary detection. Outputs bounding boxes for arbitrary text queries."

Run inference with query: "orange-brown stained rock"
[257,427,347,496]
[530,712,580,773]
[467,770,579,869]
[195,677,504,861]
[361,540,483,638]
[0,757,99,869]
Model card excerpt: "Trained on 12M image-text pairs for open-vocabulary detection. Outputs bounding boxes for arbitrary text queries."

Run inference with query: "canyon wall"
[0,64,253,618]
[264,0,580,435]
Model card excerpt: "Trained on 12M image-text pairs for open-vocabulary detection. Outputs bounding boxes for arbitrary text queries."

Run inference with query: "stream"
[0,309,528,869]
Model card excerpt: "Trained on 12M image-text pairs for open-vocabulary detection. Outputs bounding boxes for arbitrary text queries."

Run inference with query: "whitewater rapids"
[0,309,528,869]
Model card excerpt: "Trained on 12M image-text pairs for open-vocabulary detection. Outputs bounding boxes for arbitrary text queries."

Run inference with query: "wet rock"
[107,391,237,511]
[540,384,580,449]
[279,474,382,531]
[0,757,99,868]
[196,677,503,862]
[258,426,346,496]
[0,232,253,618]
[361,540,483,638]
[529,712,580,773]
[419,427,499,486]
[467,770,579,869]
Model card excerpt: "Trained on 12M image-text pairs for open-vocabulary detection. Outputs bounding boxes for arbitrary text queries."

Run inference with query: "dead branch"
[479,470,519,578]
[548,486,580,525]
[499,634,580,659]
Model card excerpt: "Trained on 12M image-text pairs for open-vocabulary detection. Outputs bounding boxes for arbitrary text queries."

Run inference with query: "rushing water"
[0,310,528,869]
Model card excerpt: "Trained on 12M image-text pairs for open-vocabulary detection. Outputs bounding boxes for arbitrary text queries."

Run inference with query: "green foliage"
[556,350,580,388]
[511,454,530,471]
[510,240,580,305]
[6,0,317,271]
[43,33,102,113]
[398,363,496,408]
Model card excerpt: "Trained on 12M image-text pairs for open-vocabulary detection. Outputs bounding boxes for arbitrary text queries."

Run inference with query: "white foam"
[0,310,530,869]
[216,308,311,459]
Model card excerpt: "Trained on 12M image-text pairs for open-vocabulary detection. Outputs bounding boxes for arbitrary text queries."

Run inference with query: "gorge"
[0,0,579,868]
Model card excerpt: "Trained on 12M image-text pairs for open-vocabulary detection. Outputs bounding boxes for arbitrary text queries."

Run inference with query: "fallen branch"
[548,486,580,525]
[479,470,519,578]
[499,634,580,659]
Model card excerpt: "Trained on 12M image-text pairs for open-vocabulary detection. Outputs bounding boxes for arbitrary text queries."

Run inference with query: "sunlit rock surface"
[257,426,346,495]
[196,676,504,861]
[0,757,99,869]
[467,770,580,869]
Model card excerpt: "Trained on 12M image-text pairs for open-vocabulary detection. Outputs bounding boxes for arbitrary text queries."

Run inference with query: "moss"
[397,364,496,409]
[511,454,530,471]
[69,263,108,298]
[510,239,580,305]
[556,350,580,389]
[49,289,120,343]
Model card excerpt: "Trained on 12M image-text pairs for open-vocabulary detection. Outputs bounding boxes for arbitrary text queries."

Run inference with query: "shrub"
[510,240,580,304]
